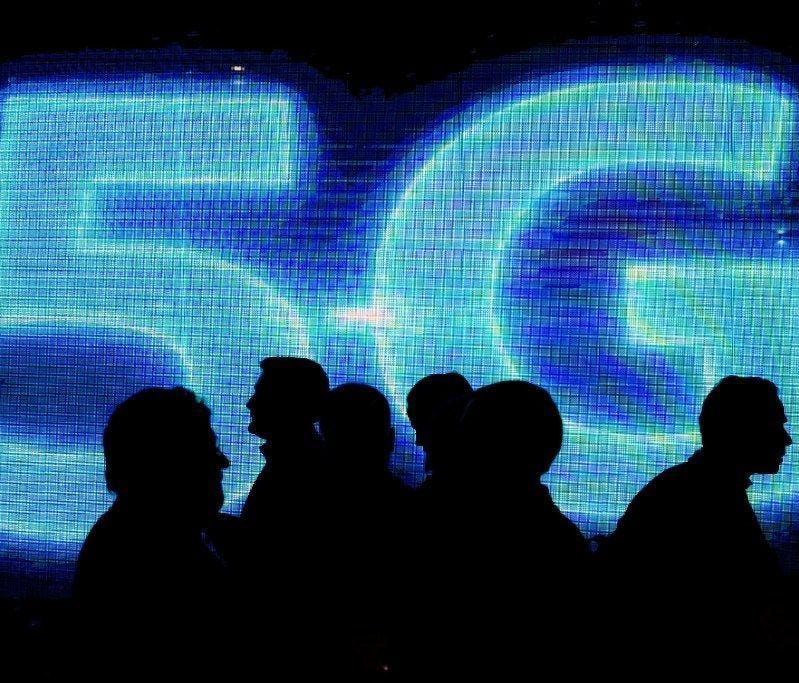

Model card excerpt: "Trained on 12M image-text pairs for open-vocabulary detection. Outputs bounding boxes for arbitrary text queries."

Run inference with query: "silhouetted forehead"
[256,358,328,393]
[772,397,787,422]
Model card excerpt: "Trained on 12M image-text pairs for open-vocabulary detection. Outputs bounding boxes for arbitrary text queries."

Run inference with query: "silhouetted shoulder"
[75,501,227,607]
[616,459,700,519]
[521,484,589,566]
[73,507,126,602]
[616,451,755,539]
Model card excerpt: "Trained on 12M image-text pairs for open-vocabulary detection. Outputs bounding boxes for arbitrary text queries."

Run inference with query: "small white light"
[231,65,245,73]
[778,239,786,247]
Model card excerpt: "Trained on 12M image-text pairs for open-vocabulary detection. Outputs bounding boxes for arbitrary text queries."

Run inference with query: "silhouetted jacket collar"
[260,432,324,467]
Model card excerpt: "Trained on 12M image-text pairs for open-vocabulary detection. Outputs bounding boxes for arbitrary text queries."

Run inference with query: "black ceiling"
[2,3,798,94]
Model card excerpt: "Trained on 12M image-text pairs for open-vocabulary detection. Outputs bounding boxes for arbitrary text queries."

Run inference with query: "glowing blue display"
[376,64,795,411]
[2,47,799,592]
[373,63,799,533]
[0,81,314,544]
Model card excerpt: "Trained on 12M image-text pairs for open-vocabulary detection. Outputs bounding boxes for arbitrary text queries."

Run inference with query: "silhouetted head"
[247,357,329,440]
[699,376,791,474]
[319,383,395,473]
[461,381,563,481]
[103,387,229,526]
[407,372,472,472]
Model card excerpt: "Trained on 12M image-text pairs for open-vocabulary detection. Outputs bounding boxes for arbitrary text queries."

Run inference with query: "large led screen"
[2,39,799,594]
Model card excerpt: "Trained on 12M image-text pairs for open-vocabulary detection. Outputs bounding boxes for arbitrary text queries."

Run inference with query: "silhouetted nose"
[246,395,254,411]
[785,428,793,447]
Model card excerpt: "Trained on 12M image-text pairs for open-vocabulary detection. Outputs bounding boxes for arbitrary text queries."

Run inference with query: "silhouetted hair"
[103,387,213,494]
[699,376,780,447]
[461,380,563,476]
[319,383,392,461]
[407,372,472,432]
[258,357,329,422]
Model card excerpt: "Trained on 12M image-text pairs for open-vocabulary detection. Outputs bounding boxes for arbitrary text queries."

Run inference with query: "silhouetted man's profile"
[240,356,329,528]
[606,375,791,660]
[319,383,413,677]
[239,357,332,676]
[73,387,231,677]
[418,380,588,677]
[406,372,472,499]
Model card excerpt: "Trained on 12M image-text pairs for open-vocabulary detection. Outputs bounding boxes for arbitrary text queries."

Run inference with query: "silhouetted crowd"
[9,361,799,679]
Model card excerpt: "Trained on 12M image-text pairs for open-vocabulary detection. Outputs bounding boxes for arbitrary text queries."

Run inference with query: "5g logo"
[0,61,796,540]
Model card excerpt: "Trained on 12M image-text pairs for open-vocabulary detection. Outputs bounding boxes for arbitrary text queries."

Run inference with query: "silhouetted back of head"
[699,375,791,474]
[104,387,228,525]
[461,380,563,479]
[407,373,472,436]
[320,383,394,472]
[247,357,329,439]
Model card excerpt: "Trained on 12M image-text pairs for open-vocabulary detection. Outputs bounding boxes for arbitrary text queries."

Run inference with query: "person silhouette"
[238,357,332,676]
[406,372,472,499]
[416,380,588,678]
[240,356,329,529]
[605,375,791,662]
[319,383,413,678]
[73,387,231,677]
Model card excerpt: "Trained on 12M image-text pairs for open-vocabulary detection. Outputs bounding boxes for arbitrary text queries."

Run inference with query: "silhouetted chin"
[198,491,224,525]
[752,453,784,475]
[247,420,266,438]
[768,456,784,474]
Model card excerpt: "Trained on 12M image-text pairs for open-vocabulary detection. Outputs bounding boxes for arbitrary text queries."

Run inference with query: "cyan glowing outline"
[626,260,799,365]
[0,81,318,540]
[374,63,796,444]
[623,258,799,451]
[0,92,302,186]
[76,179,289,247]
[0,314,197,380]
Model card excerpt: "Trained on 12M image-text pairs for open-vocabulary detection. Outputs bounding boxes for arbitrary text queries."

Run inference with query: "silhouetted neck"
[688,448,753,488]
[109,497,208,538]
[261,429,323,468]
[264,426,320,448]
[474,473,548,501]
